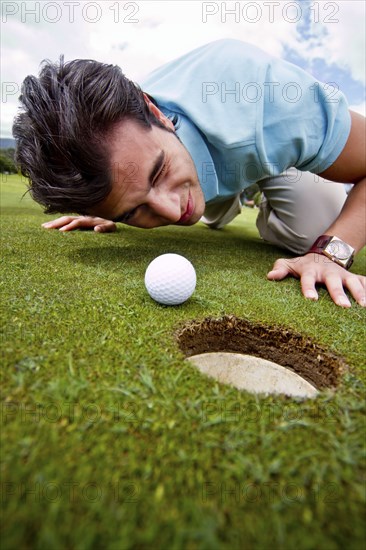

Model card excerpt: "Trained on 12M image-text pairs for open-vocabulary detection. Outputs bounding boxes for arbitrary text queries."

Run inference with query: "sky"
[1,0,365,138]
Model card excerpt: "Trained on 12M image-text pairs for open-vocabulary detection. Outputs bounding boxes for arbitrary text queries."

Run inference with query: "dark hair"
[13,56,169,214]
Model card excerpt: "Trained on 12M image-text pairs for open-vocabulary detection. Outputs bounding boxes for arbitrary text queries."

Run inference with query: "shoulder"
[187,38,270,65]
[144,39,270,80]
[196,38,264,53]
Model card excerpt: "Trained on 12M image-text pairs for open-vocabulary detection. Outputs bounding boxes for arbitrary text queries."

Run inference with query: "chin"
[188,212,203,226]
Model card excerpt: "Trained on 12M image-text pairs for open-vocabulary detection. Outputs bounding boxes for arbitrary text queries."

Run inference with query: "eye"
[160,163,167,176]
[154,162,167,185]
[114,207,138,224]
[123,209,137,223]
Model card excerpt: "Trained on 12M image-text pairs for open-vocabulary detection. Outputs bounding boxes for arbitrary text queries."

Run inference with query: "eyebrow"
[112,150,165,223]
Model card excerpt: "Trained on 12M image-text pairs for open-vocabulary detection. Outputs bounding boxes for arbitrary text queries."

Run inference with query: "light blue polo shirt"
[141,39,351,204]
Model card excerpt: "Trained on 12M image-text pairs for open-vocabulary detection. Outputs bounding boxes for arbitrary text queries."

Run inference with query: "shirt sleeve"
[257,53,352,176]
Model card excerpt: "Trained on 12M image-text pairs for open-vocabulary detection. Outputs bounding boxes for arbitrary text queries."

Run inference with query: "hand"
[267,253,366,308]
[42,216,117,233]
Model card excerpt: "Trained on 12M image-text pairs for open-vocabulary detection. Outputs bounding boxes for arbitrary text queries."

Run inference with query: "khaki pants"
[201,168,347,255]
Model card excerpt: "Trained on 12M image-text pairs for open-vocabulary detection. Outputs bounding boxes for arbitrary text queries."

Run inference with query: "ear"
[143,93,175,131]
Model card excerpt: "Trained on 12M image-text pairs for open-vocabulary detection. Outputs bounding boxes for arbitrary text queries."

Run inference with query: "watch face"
[327,240,351,260]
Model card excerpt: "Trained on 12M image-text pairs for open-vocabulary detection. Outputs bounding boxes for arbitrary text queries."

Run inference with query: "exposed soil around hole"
[175,315,347,389]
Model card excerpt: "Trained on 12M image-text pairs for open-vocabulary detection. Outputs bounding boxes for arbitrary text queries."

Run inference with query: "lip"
[178,193,194,224]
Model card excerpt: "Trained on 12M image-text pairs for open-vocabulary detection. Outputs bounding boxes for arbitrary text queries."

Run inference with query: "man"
[13,39,365,307]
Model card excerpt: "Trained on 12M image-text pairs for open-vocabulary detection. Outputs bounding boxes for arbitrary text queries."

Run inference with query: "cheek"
[197,193,206,217]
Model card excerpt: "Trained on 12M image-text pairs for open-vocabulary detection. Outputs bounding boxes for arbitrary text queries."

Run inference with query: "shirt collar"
[160,108,219,203]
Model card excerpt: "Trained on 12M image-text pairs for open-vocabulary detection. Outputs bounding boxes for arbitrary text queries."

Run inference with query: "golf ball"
[144,254,196,305]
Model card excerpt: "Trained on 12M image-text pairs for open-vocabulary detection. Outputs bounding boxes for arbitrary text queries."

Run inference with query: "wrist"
[307,235,355,270]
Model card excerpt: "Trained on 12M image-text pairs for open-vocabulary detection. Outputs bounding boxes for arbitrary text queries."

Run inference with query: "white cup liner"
[187,352,318,398]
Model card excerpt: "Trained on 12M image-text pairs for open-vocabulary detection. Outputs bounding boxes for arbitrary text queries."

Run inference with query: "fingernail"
[337,297,351,307]
[359,297,366,307]
[305,291,318,300]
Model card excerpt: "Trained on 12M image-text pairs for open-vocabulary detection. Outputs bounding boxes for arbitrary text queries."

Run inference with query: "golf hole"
[175,315,347,398]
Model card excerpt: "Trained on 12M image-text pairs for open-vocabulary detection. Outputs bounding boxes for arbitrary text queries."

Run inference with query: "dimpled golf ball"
[145,254,196,305]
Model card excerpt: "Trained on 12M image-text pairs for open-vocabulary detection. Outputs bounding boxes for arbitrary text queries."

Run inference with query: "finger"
[300,272,319,301]
[58,218,92,231]
[323,274,351,308]
[42,216,77,229]
[343,275,366,307]
[267,259,293,280]
[94,222,117,233]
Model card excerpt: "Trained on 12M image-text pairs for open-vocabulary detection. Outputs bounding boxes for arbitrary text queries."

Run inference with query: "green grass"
[1,173,365,550]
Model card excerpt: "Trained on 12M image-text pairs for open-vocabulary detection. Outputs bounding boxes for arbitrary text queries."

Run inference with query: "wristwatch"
[308,235,355,269]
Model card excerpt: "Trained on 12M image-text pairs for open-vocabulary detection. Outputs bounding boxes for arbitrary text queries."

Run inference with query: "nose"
[147,189,182,224]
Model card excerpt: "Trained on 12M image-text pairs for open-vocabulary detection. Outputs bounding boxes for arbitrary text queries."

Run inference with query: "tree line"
[0,148,17,174]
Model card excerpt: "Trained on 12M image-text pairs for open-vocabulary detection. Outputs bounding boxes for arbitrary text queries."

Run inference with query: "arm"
[317,111,365,252]
[268,111,366,307]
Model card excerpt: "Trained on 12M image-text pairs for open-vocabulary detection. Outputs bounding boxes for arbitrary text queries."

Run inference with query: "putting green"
[1,174,365,549]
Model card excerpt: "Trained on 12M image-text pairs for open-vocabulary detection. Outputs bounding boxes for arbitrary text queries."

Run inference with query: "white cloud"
[349,101,366,117]
[284,1,365,84]
[1,0,365,137]
[324,1,366,83]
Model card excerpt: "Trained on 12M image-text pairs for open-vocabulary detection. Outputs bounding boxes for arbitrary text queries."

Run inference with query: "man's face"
[90,99,206,228]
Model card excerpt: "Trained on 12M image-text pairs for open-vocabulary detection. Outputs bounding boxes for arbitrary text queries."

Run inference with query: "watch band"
[308,235,355,270]
[308,235,333,254]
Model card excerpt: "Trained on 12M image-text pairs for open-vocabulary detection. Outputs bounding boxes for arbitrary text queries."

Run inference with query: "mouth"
[178,193,194,224]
